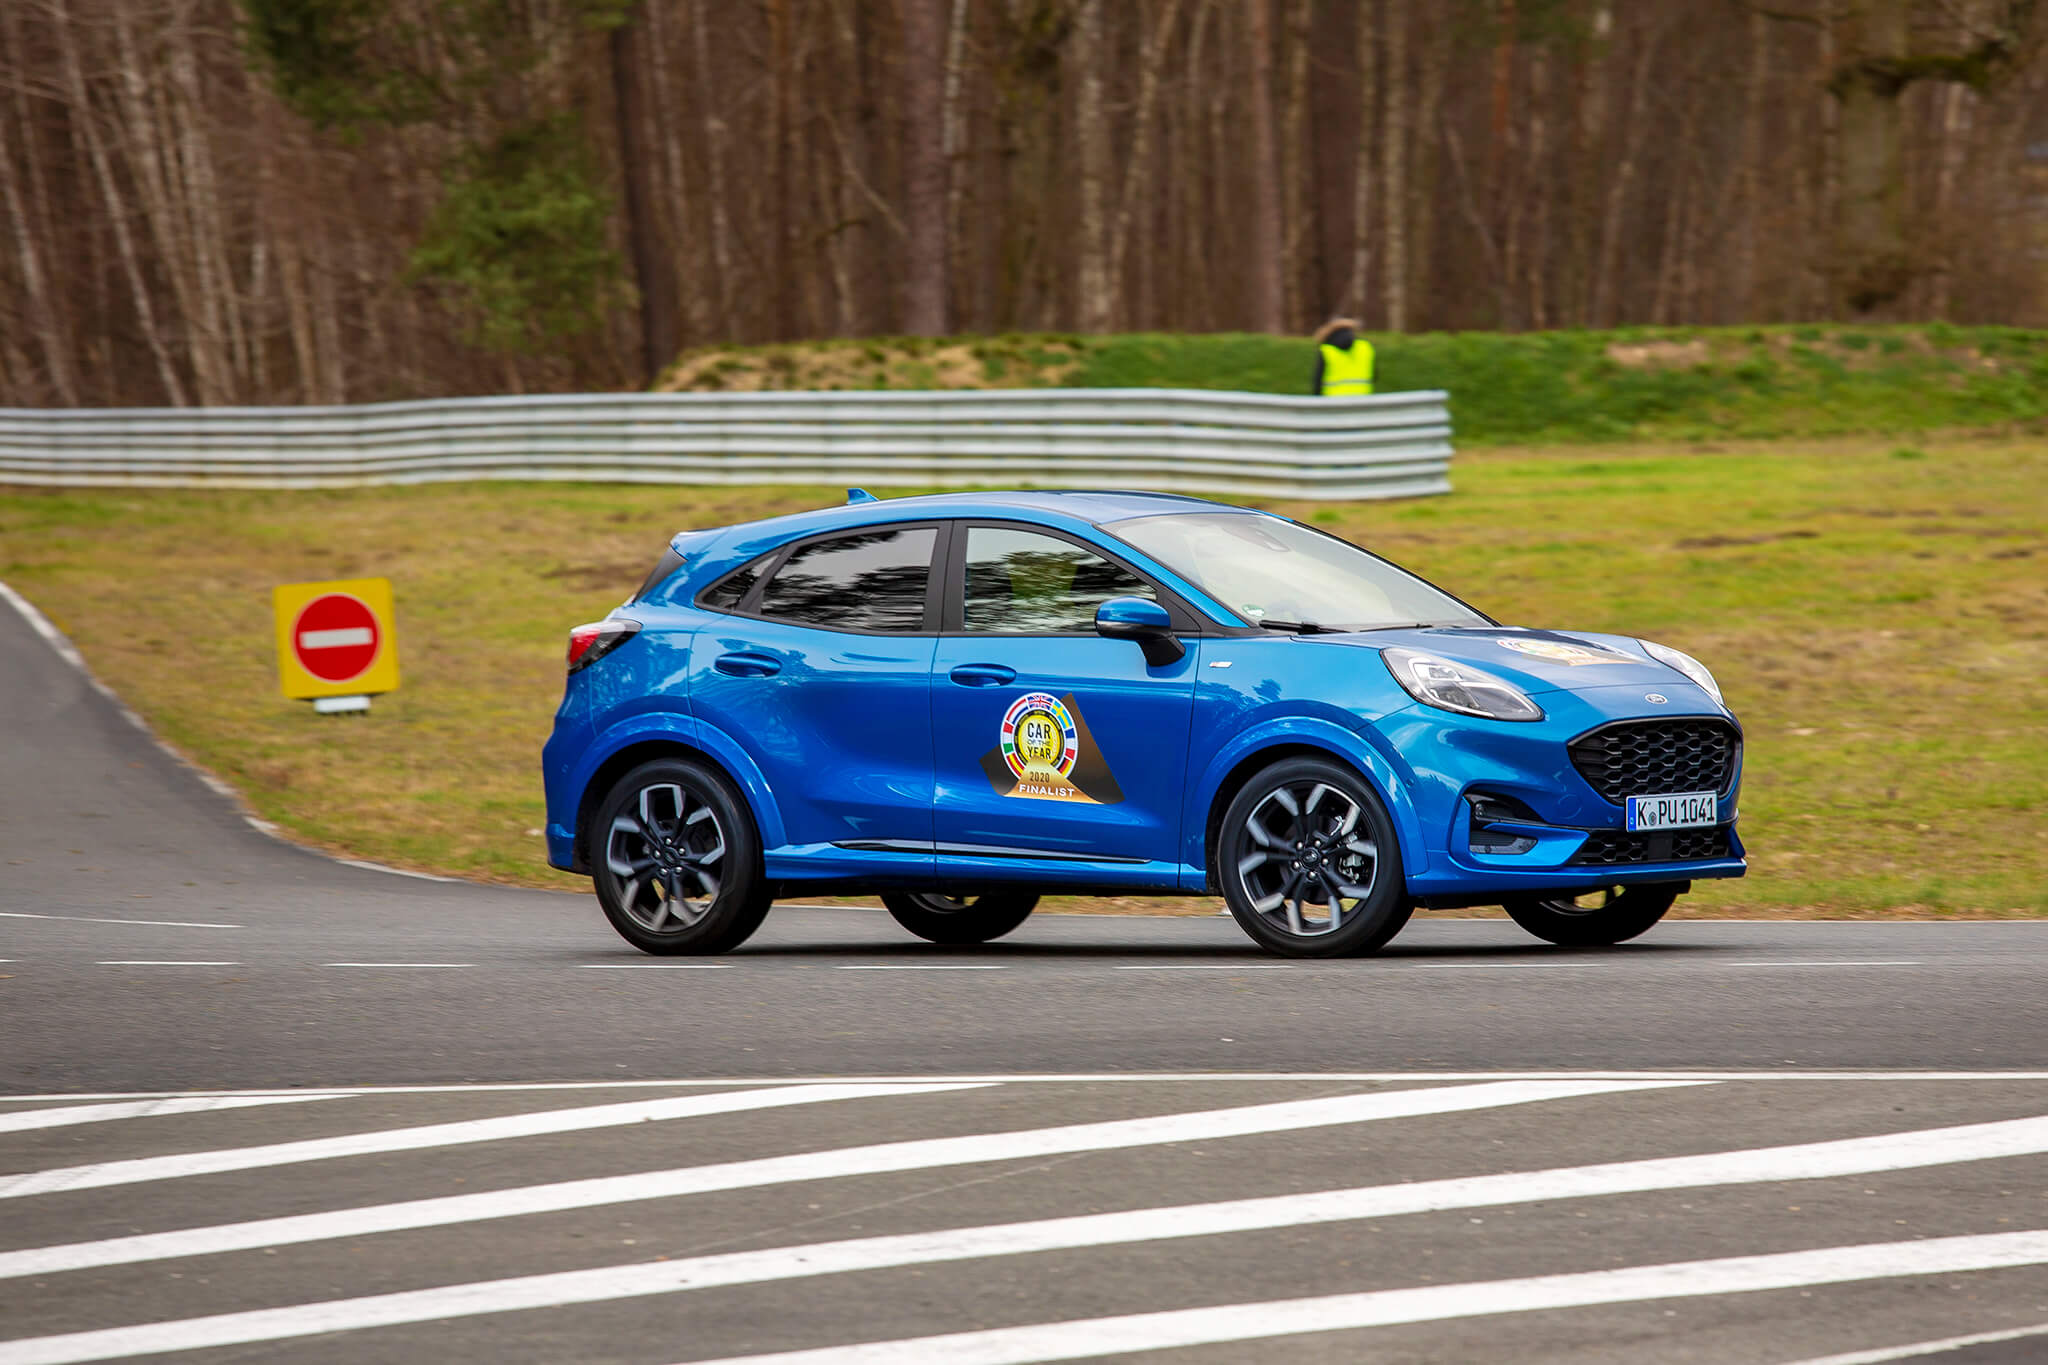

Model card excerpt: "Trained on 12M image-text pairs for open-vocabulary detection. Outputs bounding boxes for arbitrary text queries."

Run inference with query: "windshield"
[1107,512,1488,631]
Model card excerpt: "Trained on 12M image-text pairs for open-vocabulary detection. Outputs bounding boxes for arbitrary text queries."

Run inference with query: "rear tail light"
[566,619,640,673]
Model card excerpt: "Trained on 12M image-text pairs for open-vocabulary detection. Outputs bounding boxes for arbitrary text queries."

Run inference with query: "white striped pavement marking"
[0,912,240,929]
[0,1095,342,1137]
[0,1080,1685,1280]
[95,961,238,967]
[322,962,472,969]
[9,1105,2044,1354]
[579,963,735,970]
[0,1083,987,1201]
[1781,1322,2048,1364]
[662,1231,2048,1365]
[834,965,1006,971]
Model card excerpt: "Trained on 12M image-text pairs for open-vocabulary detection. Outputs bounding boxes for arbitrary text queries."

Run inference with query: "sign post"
[273,577,400,713]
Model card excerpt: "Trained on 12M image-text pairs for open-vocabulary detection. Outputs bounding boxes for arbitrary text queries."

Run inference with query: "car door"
[687,522,944,852]
[929,522,1199,874]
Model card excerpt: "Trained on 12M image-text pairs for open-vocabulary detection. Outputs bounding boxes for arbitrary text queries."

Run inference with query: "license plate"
[1626,791,1717,831]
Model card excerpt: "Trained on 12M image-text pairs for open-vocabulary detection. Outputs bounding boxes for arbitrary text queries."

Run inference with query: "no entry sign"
[273,577,400,701]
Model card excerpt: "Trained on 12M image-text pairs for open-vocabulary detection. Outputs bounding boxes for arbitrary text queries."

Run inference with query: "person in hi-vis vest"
[1311,317,1374,396]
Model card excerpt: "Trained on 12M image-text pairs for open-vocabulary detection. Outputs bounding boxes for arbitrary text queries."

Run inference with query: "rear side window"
[755,526,937,633]
[698,559,765,613]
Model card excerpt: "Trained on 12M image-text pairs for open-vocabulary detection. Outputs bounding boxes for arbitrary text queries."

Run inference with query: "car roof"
[674,489,1252,557]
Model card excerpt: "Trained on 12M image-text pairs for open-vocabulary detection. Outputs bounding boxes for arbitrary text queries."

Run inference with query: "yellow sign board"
[273,577,400,700]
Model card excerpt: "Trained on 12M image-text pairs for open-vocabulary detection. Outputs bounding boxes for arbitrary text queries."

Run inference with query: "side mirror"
[1094,595,1185,667]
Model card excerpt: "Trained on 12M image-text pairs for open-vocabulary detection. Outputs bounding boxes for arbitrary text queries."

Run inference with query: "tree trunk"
[1280,0,1312,331]
[1380,0,1409,332]
[691,0,736,336]
[610,7,679,385]
[902,0,949,334]
[1731,6,1767,323]
[1109,0,1184,329]
[1344,0,1379,320]
[1070,0,1111,332]
[1245,0,1284,333]
[1829,0,1913,313]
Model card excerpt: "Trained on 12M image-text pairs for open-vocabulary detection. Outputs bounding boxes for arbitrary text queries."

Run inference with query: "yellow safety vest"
[1319,340,1375,396]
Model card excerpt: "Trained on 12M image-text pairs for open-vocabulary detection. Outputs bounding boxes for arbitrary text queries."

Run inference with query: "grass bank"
[2,435,2042,917]
[657,324,2048,447]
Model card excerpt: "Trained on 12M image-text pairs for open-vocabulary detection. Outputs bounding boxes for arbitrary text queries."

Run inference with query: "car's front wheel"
[1218,757,1412,958]
[592,758,772,954]
[879,891,1039,945]
[1501,883,1680,947]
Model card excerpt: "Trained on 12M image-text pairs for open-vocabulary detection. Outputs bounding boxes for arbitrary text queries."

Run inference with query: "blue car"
[543,490,1744,957]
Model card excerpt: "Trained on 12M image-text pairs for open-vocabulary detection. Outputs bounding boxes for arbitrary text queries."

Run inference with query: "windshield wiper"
[1255,619,1346,635]
[1349,621,1447,632]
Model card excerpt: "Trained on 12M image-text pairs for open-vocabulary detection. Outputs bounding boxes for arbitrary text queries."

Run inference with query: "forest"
[2,0,2045,407]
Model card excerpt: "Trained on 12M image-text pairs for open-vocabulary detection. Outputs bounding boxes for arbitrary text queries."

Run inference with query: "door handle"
[715,651,783,678]
[949,663,1017,687]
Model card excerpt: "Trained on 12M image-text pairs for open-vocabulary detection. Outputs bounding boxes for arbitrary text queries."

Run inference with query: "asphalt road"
[3,581,2045,1364]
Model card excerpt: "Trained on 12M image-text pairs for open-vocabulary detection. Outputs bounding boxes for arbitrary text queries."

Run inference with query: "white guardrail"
[0,387,1453,501]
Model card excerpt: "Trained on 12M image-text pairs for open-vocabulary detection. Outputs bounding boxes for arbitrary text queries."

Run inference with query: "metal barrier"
[0,387,1453,501]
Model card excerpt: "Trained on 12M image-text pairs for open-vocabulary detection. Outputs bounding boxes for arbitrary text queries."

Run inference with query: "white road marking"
[9,1071,2048,1103]
[95,961,238,968]
[0,1080,1688,1279]
[1114,964,1291,971]
[1781,1322,2048,1364]
[0,912,240,929]
[579,963,735,970]
[0,1083,987,1201]
[297,627,372,650]
[835,964,1007,971]
[9,1105,2042,1353]
[331,859,459,883]
[0,1096,342,1136]
[659,1231,2048,1365]
[322,962,472,969]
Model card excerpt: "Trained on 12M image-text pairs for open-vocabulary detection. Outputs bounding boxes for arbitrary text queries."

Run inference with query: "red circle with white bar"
[291,593,381,683]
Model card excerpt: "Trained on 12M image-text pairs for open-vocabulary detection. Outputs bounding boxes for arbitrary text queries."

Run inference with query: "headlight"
[1641,640,1724,706]
[1382,647,1544,722]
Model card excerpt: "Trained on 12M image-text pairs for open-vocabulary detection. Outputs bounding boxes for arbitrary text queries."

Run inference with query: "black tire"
[1501,882,1681,947]
[1217,756,1413,958]
[591,758,772,954]
[879,890,1039,945]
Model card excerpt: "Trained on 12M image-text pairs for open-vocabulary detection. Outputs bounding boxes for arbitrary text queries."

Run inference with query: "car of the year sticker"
[996,691,1091,802]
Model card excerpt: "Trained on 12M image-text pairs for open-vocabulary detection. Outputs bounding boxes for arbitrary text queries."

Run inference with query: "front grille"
[1571,826,1732,866]
[1568,719,1739,803]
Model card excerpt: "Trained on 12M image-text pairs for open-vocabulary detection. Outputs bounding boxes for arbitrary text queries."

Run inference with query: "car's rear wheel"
[592,758,771,954]
[879,890,1038,945]
[1218,757,1412,958]
[1501,883,1680,947]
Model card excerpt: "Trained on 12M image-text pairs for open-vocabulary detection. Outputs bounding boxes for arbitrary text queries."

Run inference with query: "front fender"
[1180,711,1425,893]
[572,712,790,854]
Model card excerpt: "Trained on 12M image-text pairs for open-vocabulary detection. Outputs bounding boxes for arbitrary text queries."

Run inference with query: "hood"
[1313,626,1691,696]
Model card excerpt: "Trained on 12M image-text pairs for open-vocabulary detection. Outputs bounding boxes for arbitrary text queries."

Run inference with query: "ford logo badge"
[1645,693,1669,705]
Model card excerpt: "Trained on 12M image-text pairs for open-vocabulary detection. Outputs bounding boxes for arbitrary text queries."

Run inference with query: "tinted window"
[756,526,937,632]
[698,558,765,613]
[962,526,1155,634]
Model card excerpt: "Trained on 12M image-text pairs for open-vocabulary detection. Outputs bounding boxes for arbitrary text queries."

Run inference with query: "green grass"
[657,325,2048,447]
[2,433,2044,916]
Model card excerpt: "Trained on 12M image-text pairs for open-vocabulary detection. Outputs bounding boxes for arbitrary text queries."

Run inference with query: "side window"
[698,558,766,613]
[962,526,1156,634]
[755,526,937,633]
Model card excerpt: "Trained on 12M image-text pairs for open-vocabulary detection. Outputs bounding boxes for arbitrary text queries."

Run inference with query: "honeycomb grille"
[1571,825,1733,866]
[1568,720,1739,803]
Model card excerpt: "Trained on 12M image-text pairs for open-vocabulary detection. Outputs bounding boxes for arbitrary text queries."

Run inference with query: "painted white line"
[1114,964,1291,971]
[12,1105,2043,1351]
[0,1095,343,1137]
[298,627,372,650]
[332,858,459,883]
[0,912,240,930]
[835,965,1007,971]
[95,961,238,968]
[1780,1322,2048,1364]
[579,963,736,970]
[0,1083,987,1201]
[1705,961,1923,968]
[656,1231,2048,1365]
[0,1080,1690,1279]
[322,962,472,969]
[7,1070,2048,1104]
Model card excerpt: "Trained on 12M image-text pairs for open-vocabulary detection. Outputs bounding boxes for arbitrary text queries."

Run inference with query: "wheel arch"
[1190,722,1424,894]
[571,719,786,873]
